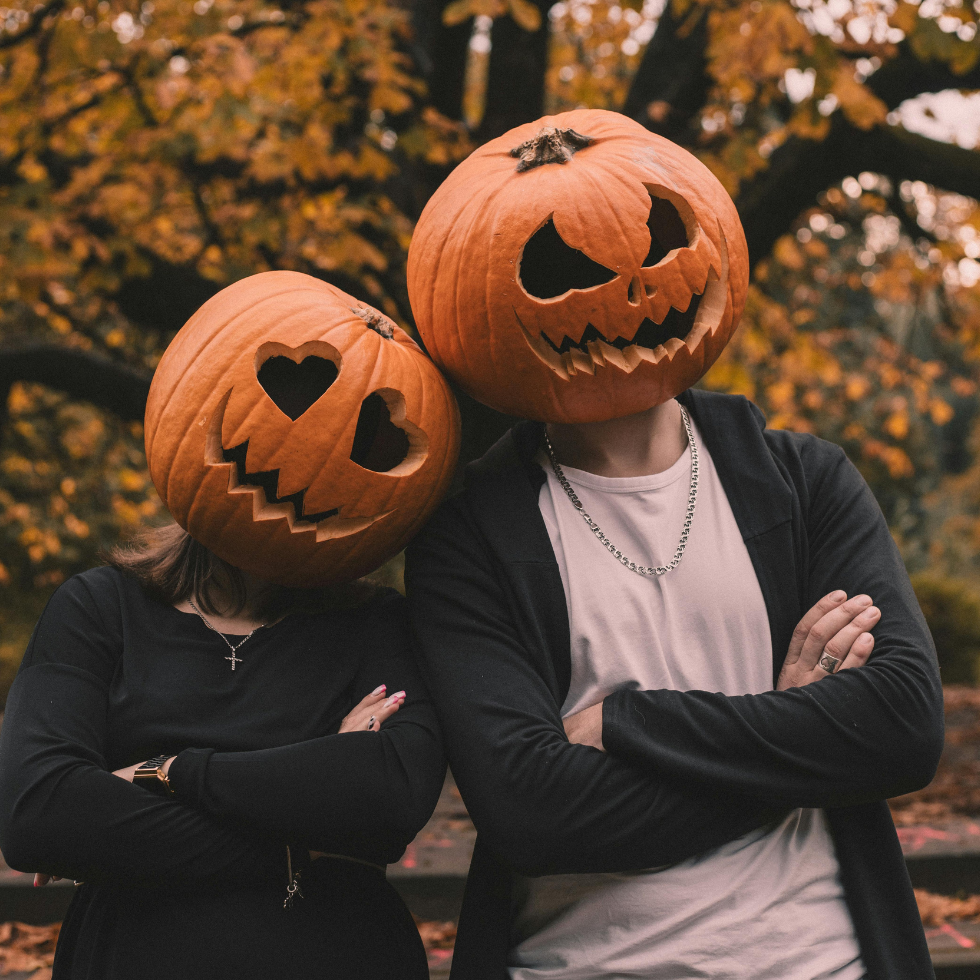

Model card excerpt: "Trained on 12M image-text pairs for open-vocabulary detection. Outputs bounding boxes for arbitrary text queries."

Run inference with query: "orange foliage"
[0,0,470,597]
[705,176,980,537]
[0,0,470,346]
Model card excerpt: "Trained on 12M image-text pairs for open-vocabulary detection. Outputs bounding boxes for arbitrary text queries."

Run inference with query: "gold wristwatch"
[132,754,175,797]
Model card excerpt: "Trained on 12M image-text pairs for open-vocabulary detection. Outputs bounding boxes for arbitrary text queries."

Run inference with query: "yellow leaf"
[845,376,870,401]
[774,235,805,270]
[442,0,506,26]
[509,0,542,32]
[17,155,48,183]
[909,17,980,75]
[832,70,887,130]
[883,410,910,441]
[929,398,955,426]
[888,2,918,36]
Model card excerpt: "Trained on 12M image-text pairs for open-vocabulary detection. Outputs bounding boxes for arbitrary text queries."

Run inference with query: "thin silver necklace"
[542,405,699,577]
[187,598,262,671]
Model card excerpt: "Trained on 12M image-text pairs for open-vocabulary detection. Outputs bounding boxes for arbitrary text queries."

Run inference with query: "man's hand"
[777,591,879,691]
[563,702,605,751]
[562,591,877,751]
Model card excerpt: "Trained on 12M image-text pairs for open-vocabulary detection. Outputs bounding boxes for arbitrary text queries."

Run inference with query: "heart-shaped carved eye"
[258,354,339,420]
[520,218,618,299]
[351,392,411,472]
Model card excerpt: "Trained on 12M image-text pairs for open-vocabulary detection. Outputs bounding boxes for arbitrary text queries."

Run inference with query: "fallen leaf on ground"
[0,921,60,977]
[915,889,980,927]
[415,917,457,950]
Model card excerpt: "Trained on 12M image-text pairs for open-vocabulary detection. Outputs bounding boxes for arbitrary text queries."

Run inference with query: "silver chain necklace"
[542,405,699,577]
[187,599,262,671]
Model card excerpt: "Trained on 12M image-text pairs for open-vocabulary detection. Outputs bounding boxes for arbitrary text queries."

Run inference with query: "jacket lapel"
[464,424,573,701]
[680,389,802,681]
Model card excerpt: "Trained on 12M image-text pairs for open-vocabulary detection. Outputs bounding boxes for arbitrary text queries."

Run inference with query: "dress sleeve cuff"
[168,747,214,806]
[601,689,637,758]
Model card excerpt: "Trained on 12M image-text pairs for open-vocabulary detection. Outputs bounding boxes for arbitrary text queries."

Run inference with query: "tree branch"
[0,0,64,51]
[854,124,980,199]
[866,41,980,110]
[736,117,980,267]
[0,344,152,425]
[621,3,709,144]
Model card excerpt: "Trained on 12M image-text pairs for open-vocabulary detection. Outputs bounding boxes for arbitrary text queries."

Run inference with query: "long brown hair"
[106,521,379,619]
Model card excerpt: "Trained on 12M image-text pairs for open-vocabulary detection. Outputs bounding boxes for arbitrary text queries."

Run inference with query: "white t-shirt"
[508,414,865,980]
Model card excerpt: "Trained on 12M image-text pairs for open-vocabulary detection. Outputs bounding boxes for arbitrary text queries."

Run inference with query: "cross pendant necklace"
[188,599,261,671]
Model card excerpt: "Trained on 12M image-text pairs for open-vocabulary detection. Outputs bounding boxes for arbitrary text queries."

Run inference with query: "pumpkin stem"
[351,306,395,339]
[510,127,595,173]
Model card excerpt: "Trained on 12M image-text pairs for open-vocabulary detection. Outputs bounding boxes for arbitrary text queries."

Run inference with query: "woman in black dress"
[0,521,444,980]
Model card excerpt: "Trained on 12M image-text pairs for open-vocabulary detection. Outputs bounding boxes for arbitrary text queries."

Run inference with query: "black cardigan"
[405,387,945,980]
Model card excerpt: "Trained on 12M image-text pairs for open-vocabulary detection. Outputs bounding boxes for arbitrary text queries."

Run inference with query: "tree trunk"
[622,3,708,145]
[476,3,553,142]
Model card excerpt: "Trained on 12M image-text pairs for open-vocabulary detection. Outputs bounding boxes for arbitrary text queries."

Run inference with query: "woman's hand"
[111,756,176,783]
[338,685,405,733]
[777,591,879,691]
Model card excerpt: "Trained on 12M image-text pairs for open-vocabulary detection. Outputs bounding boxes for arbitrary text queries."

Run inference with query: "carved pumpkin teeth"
[205,389,390,539]
[685,225,730,351]
[542,296,701,358]
[515,311,571,379]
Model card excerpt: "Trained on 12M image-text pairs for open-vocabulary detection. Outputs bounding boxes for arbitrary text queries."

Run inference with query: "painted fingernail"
[371,684,386,696]
[830,591,845,601]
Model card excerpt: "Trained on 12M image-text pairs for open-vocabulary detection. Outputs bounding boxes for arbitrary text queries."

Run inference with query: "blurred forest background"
[0,0,978,699]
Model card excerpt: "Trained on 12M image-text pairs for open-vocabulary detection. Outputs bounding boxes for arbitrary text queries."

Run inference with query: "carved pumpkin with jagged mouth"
[145,272,460,587]
[407,109,749,424]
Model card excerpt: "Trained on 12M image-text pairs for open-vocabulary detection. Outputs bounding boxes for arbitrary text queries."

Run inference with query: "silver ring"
[818,651,842,674]
[367,715,376,730]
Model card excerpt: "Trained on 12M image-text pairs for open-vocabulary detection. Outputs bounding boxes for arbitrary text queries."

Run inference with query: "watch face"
[134,761,171,795]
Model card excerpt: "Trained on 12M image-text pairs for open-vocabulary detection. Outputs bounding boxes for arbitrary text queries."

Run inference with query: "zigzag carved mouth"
[518,228,730,380]
[205,390,389,541]
[222,441,340,526]
[541,296,700,358]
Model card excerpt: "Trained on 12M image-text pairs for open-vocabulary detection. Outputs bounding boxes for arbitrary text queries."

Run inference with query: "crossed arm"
[563,590,881,749]
[404,444,944,876]
[0,581,444,889]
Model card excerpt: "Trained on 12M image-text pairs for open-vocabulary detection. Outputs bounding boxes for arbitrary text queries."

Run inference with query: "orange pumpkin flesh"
[407,109,749,424]
[145,271,460,587]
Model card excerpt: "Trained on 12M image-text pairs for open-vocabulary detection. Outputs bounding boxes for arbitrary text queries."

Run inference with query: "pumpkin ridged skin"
[145,271,460,587]
[407,109,749,423]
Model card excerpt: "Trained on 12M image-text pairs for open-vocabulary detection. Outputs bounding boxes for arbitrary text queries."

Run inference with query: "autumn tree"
[0,0,472,596]
[1,0,979,608]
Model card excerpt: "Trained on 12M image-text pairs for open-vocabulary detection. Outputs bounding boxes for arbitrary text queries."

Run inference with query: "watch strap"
[133,754,174,796]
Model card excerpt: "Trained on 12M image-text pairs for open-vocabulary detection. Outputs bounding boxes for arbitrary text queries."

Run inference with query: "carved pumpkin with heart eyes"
[407,108,749,423]
[144,271,460,587]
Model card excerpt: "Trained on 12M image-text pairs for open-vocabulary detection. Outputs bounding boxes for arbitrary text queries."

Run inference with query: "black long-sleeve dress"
[0,566,445,980]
